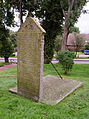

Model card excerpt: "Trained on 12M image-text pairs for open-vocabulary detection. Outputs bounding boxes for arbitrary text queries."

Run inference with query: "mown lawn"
[0,62,12,67]
[75,57,89,59]
[0,64,89,119]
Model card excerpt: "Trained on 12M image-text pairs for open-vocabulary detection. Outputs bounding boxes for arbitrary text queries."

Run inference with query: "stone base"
[40,75,82,105]
[9,75,82,105]
[9,87,17,94]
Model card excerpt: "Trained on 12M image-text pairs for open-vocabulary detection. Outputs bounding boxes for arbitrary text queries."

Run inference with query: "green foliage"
[84,42,89,50]
[35,0,63,63]
[60,0,87,50]
[54,35,62,52]
[10,32,17,48]
[0,0,15,62]
[0,39,14,58]
[8,0,64,64]
[9,0,40,18]
[0,0,14,26]
[0,25,9,41]
[0,25,14,62]
[60,0,87,26]
[44,34,55,64]
[56,50,75,74]
[0,62,11,67]
[69,26,80,33]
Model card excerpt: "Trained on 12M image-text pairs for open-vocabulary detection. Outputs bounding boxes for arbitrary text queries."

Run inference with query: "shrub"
[56,50,75,74]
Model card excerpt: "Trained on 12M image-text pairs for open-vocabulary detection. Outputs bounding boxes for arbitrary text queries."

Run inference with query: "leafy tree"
[35,0,63,63]
[10,0,40,25]
[69,26,80,33]
[56,50,75,74]
[0,0,14,62]
[11,0,63,63]
[54,35,62,53]
[0,39,14,63]
[71,33,85,55]
[10,32,17,48]
[0,0,14,26]
[60,0,87,51]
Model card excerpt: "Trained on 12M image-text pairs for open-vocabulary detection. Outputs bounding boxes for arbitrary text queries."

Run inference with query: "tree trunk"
[61,19,69,51]
[4,57,9,63]
[60,0,75,51]
[19,0,23,25]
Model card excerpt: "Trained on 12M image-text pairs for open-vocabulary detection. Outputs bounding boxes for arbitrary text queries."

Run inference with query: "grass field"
[0,64,89,119]
[75,57,89,59]
[0,62,12,67]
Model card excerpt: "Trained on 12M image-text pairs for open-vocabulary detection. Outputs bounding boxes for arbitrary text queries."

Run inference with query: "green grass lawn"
[0,64,89,119]
[10,56,17,58]
[77,52,84,55]
[0,62,12,67]
[75,57,89,59]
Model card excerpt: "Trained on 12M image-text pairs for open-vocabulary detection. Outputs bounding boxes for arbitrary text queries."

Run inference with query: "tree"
[12,0,64,63]
[10,32,17,48]
[10,0,40,25]
[54,35,62,53]
[60,0,87,51]
[0,39,14,63]
[35,0,63,63]
[8,0,64,63]
[71,33,85,55]
[0,0,14,26]
[69,26,80,33]
[0,0,14,62]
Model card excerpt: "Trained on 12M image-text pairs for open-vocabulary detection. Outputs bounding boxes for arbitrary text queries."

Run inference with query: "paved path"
[52,59,89,64]
[74,59,89,64]
[76,54,89,57]
[0,64,17,72]
[0,58,17,63]
[0,57,89,64]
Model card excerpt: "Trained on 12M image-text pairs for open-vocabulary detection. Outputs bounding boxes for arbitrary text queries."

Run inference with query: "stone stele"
[9,17,82,105]
[9,17,46,101]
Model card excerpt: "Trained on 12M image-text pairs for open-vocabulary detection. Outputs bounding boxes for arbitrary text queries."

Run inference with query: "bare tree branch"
[68,0,71,6]
[62,9,67,18]
[60,0,67,18]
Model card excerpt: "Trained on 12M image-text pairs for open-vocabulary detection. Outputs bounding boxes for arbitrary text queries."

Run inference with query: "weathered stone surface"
[17,17,45,101]
[9,75,82,105]
[40,75,82,105]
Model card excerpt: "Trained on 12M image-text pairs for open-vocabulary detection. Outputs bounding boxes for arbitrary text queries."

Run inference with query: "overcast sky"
[75,2,89,34]
[9,2,89,34]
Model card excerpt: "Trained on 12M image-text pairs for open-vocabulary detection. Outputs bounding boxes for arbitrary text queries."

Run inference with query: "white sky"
[9,2,89,34]
[75,2,89,34]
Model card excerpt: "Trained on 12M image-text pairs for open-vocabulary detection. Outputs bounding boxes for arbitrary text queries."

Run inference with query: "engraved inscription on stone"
[17,17,46,101]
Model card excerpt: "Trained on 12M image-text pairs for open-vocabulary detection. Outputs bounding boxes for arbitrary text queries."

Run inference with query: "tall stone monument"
[17,17,45,101]
[9,17,82,105]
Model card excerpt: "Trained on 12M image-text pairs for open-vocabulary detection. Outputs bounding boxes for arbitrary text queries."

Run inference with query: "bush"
[56,50,75,74]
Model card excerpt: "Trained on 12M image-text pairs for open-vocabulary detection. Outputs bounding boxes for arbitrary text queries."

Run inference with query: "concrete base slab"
[9,75,82,105]
[9,87,17,94]
[40,75,82,105]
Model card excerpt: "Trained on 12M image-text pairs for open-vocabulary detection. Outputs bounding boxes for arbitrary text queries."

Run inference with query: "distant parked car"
[84,50,89,55]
